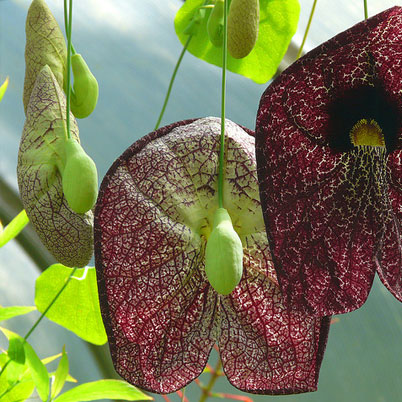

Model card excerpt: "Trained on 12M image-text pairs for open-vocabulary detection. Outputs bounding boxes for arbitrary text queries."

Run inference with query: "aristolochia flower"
[94,117,330,395]
[256,7,402,316]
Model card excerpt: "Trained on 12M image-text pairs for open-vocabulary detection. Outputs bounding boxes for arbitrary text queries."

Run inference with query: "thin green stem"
[154,35,192,131]
[0,268,78,382]
[198,358,222,402]
[181,387,186,402]
[64,1,76,54]
[65,0,73,139]
[24,267,78,341]
[296,0,318,59]
[217,0,228,209]
[364,0,368,19]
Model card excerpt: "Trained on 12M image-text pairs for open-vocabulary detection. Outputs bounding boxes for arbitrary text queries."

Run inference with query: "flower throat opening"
[349,119,385,148]
[327,86,399,153]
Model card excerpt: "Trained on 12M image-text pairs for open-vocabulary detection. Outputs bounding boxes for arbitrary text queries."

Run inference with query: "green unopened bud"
[205,208,243,295]
[228,0,259,59]
[207,0,224,47]
[70,54,99,119]
[62,138,98,214]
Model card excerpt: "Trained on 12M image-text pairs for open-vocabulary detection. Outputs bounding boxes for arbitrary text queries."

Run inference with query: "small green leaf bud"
[62,138,98,214]
[207,0,225,47]
[70,54,99,119]
[205,208,243,295]
[228,0,260,59]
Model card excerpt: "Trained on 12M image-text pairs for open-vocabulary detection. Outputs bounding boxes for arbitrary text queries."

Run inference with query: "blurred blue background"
[1,1,401,401]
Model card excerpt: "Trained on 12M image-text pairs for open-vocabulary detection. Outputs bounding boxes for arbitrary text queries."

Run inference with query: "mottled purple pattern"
[95,117,330,394]
[256,7,402,316]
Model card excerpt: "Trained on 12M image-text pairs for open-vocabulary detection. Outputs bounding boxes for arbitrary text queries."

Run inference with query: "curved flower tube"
[18,66,93,267]
[95,117,330,395]
[256,7,402,316]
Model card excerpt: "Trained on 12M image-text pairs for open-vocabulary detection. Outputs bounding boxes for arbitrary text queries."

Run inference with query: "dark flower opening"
[327,85,400,153]
[255,6,402,317]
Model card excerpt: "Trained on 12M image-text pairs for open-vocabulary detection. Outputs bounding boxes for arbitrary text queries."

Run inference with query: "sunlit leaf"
[41,353,62,366]
[0,306,36,322]
[0,210,30,248]
[24,342,49,402]
[0,77,8,102]
[7,338,25,365]
[0,346,26,386]
[35,264,107,345]
[0,380,35,402]
[174,0,300,83]
[51,346,69,399]
[53,380,152,402]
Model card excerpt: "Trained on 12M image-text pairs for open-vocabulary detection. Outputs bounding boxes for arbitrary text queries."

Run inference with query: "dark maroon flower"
[95,117,330,395]
[256,7,402,316]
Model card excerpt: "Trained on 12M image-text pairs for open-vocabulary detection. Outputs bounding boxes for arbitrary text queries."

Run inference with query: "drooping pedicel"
[256,7,402,316]
[95,117,330,395]
[18,65,93,268]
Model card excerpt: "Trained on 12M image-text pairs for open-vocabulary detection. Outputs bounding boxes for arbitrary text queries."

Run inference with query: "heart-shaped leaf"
[175,0,300,83]
[35,264,107,345]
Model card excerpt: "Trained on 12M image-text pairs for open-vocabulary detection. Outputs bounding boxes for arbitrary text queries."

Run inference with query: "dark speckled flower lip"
[256,7,402,317]
[95,117,330,395]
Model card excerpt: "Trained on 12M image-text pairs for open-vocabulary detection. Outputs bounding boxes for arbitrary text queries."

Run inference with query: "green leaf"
[51,346,69,399]
[0,306,36,322]
[0,380,35,402]
[174,0,300,84]
[0,349,26,386]
[23,342,49,402]
[0,210,30,248]
[35,265,107,345]
[7,338,25,365]
[0,77,8,102]
[53,380,152,402]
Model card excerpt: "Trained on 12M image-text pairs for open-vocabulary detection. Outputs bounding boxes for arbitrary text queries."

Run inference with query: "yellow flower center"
[349,119,385,148]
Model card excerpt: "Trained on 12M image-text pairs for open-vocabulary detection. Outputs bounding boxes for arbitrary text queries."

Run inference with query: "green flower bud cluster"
[205,208,243,295]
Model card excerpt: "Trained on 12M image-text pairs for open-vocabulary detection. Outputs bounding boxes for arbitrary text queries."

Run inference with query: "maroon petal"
[95,117,330,394]
[95,119,217,394]
[375,153,402,301]
[256,7,402,316]
[95,118,258,393]
[219,235,330,394]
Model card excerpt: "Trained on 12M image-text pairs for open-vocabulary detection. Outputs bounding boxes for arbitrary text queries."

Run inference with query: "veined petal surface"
[95,117,330,394]
[18,66,93,267]
[256,7,402,316]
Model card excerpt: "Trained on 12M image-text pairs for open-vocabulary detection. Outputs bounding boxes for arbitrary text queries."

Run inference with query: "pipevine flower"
[94,117,330,395]
[256,7,402,317]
